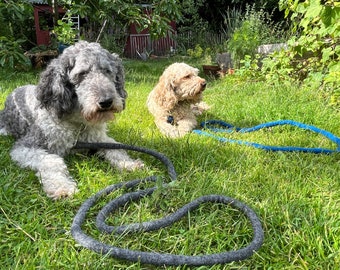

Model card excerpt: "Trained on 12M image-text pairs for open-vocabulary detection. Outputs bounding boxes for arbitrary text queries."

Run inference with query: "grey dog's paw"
[42,177,79,200]
[117,159,145,171]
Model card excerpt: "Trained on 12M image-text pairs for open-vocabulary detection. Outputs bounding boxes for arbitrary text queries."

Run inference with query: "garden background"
[1,0,339,269]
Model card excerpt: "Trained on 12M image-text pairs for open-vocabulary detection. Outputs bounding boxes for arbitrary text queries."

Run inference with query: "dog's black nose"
[99,98,113,109]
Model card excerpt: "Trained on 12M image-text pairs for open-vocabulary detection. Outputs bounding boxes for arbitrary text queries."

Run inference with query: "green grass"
[1,58,340,270]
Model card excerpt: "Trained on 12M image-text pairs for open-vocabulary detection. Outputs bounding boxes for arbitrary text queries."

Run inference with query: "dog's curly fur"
[147,62,208,138]
[0,41,144,199]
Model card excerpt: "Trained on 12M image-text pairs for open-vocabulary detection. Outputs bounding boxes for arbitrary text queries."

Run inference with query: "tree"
[60,0,182,40]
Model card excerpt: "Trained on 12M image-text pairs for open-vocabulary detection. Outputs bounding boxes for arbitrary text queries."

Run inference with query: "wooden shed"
[123,4,177,58]
[27,0,66,46]
[27,1,176,58]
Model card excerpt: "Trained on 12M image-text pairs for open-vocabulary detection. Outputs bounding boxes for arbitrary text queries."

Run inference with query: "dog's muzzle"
[97,97,125,113]
[98,98,113,110]
[201,81,207,91]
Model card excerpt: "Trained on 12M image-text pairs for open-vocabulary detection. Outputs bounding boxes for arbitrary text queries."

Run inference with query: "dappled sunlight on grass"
[0,59,340,269]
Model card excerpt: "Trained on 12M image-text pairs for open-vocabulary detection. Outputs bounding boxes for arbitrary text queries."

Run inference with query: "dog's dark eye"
[77,71,87,80]
[104,68,111,74]
[183,75,191,79]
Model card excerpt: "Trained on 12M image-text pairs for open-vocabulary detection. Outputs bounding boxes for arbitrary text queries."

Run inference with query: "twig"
[96,19,107,43]
[0,207,36,242]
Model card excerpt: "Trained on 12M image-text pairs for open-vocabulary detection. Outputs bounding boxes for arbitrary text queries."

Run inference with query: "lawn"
[0,57,339,270]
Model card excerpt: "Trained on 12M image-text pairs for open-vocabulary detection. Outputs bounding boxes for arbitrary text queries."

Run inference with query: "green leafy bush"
[227,4,287,67]
[187,44,204,59]
[262,0,340,107]
[220,6,243,39]
[53,15,78,45]
[0,37,31,70]
[0,0,34,45]
[0,0,34,70]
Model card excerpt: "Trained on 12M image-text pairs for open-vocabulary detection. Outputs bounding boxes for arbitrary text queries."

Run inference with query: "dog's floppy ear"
[36,55,76,118]
[112,54,127,99]
[153,74,177,110]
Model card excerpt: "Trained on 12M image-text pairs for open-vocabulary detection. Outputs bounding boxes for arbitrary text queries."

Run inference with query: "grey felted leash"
[71,142,264,266]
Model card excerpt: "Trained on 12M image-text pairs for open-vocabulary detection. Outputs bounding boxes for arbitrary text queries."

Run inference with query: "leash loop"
[71,142,264,266]
[193,120,340,154]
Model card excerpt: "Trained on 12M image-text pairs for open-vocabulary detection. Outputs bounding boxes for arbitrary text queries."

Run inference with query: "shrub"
[0,37,31,70]
[220,6,243,39]
[187,44,204,59]
[53,14,78,45]
[227,4,288,68]
[0,1,34,70]
[0,0,34,50]
[261,0,340,107]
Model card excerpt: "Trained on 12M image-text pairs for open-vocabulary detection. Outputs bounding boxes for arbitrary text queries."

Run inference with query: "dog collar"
[167,115,174,125]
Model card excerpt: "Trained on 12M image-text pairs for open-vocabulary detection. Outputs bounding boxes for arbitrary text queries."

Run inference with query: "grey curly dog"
[0,41,144,199]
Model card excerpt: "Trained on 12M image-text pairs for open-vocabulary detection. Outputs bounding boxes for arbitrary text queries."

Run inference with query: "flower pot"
[202,65,221,77]
[57,43,69,54]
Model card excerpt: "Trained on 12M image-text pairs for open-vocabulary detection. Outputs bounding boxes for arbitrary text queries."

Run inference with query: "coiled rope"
[71,142,264,266]
[193,120,340,154]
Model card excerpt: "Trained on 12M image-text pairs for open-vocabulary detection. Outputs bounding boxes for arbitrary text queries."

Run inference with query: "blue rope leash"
[193,120,340,154]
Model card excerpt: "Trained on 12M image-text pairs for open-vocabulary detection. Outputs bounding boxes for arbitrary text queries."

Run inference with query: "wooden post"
[48,0,59,28]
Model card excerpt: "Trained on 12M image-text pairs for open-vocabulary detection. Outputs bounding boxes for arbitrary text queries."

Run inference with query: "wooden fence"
[124,31,226,59]
[125,32,176,58]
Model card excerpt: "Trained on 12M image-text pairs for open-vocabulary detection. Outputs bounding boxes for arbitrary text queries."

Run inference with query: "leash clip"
[167,115,174,125]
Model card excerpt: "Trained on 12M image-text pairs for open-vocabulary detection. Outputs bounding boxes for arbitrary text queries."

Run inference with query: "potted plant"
[216,52,234,75]
[202,48,221,77]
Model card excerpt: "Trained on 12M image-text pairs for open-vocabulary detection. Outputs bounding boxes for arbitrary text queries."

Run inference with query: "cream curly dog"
[0,41,144,199]
[147,62,208,138]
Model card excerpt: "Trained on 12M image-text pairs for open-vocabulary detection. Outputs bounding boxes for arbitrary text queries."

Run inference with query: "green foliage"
[175,0,210,53]
[220,6,243,39]
[0,0,33,41]
[53,14,77,45]
[148,0,181,39]
[236,54,263,79]
[187,44,204,58]
[263,0,340,107]
[228,20,260,67]
[187,45,215,64]
[100,33,127,55]
[0,37,31,70]
[227,4,287,67]
[62,0,182,40]
[0,0,34,70]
